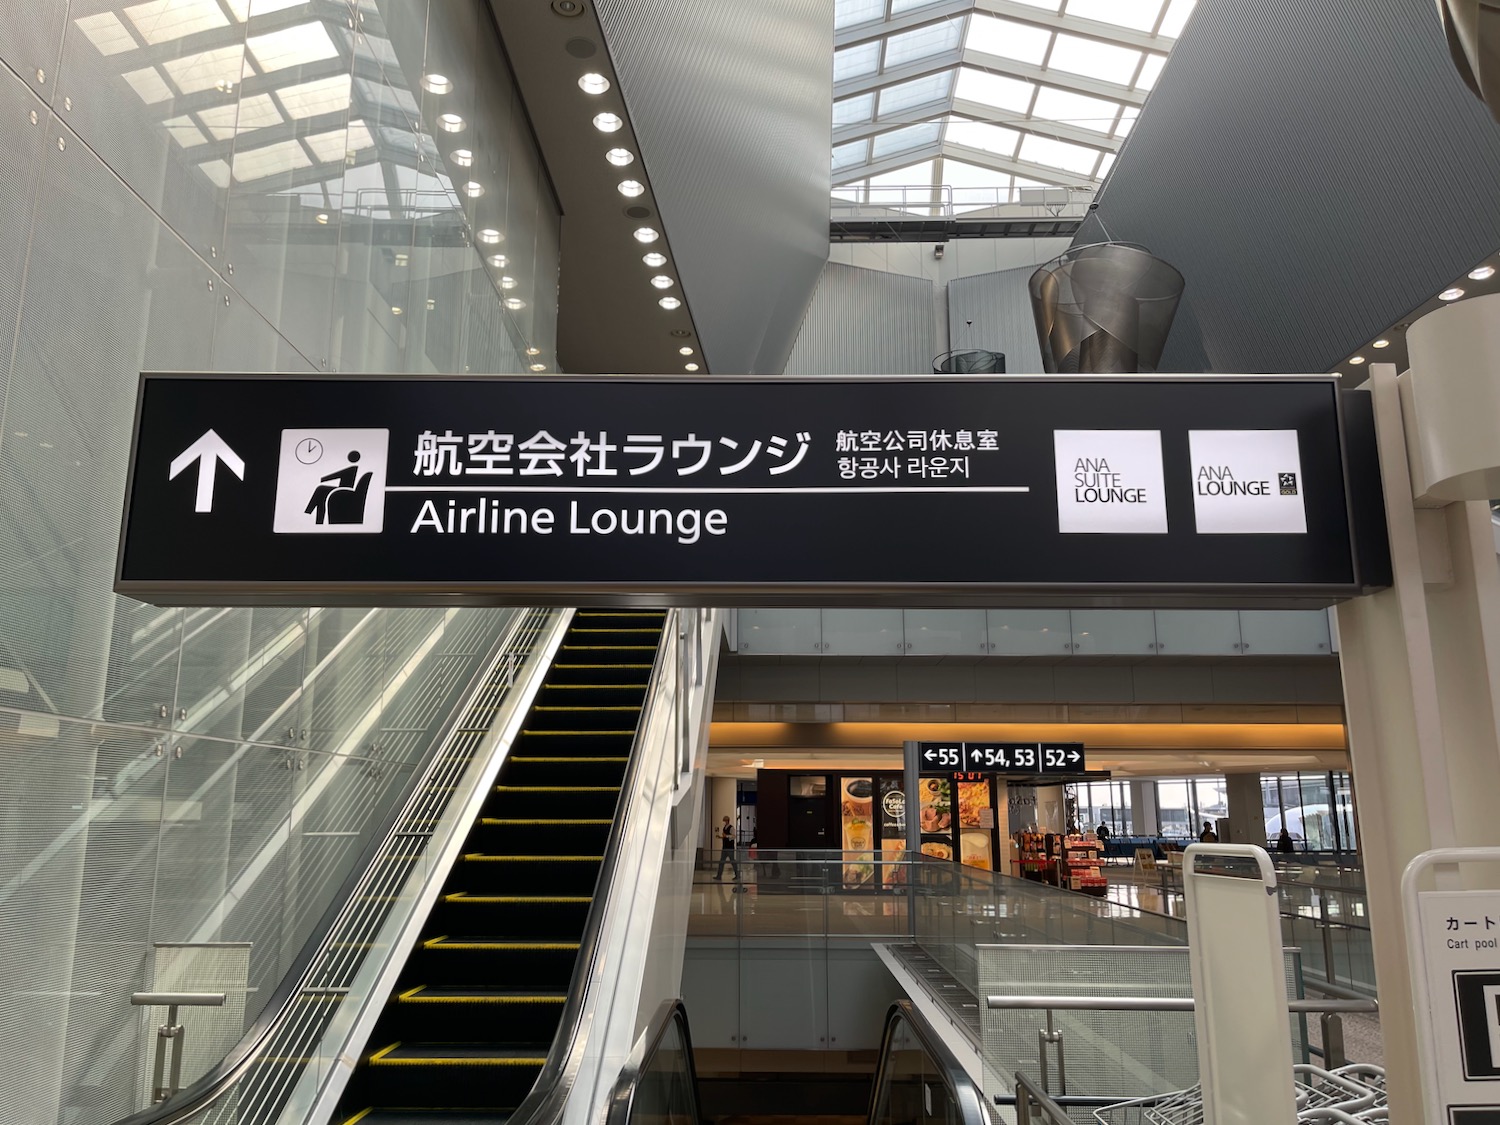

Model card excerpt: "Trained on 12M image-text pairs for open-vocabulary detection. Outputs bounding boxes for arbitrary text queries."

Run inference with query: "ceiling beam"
[832,99,952,145]
[940,140,1099,187]
[949,97,1120,152]
[832,141,946,184]
[834,46,964,99]
[974,0,1176,54]
[835,0,971,50]
[963,47,1149,105]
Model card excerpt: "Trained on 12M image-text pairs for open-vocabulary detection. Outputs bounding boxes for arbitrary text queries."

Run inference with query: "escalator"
[335,609,667,1125]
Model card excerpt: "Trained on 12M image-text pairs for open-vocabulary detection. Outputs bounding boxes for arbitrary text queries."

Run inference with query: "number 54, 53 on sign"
[918,741,1086,775]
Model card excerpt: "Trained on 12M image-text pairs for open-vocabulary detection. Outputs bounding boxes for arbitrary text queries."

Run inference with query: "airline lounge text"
[410,499,728,545]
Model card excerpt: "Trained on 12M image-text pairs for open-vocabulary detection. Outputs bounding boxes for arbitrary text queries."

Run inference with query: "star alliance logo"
[1279,472,1298,496]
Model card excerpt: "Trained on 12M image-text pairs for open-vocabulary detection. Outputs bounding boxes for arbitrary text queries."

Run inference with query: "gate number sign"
[918,741,1085,775]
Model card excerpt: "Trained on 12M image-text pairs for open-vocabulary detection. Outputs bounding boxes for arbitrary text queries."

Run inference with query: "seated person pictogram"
[304,451,372,525]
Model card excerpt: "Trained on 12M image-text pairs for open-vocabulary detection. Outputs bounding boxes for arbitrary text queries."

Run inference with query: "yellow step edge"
[560,645,658,649]
[494,785,621,792]
[462,853,604,862]
[444,892,592,903]
[552,663,654,668]
[544,684,648,689]
[424,936,582,950]
[481,818,612,825]
[519,730,638,736]
[510,756,629,763]
[339,1109,375,1125]
[534,706,642,712]
[571,628,663,633]
[367,1042,546,1067]
[396,986,566,1004]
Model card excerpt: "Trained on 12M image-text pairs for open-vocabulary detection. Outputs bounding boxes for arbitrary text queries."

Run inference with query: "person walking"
[714,815,740,882]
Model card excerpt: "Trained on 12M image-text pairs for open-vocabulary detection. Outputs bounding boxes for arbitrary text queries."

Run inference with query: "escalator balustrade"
[337,611,666,1125]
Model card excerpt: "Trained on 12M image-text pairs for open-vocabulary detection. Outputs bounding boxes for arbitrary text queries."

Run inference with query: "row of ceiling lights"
[422,70,549,372]
[578,71,700,371]
[1342,259,1498,371]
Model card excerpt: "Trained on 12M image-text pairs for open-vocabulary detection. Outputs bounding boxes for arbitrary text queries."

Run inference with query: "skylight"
[831,0,1194,207]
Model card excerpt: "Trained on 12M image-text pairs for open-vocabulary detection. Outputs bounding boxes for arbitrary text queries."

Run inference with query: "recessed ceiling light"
[650,275,674,289]
[1440,287,1465,301]
[449,148,473,167]
[592,112,623,132]
[1348,356,1365,365]
[505,297,526,310]
[478,228,502,244]
[643,252,666,267]
[526,347,542,356]
[617,180,645,198]
[658,296,681,310]
[632,226,659,243]
[678,346,694,356]
[437,112,465,132]
[684,363,699,371]
[529,363,547,372]
[422,73,453,95]
[463,181,484,197]
[605,147,634,166]
[426,298,436,310]
[1372,339,1390,348]
[1470,265,1496,281]
[578,72,610,95]
[500,276,518,289]
[391,306,403,315]
[315,212,329,224]
[488,254,508,268]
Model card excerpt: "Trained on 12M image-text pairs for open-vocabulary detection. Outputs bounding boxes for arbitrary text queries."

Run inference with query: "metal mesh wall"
[0,2,560,1122]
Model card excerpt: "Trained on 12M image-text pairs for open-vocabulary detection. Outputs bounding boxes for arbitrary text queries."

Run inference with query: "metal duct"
[1438,0,1500,122]
[1028,243,1184,374]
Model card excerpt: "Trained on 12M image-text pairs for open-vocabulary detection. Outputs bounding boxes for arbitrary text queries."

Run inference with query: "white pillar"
[1336,350,1500,1120]
[1223,772,1263,847]
[1129,779,1159,835]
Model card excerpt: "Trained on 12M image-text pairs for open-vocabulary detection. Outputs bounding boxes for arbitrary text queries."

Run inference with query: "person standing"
[714,815,740,881]
[1277,827,1296,854]
[1199,820,1219,844]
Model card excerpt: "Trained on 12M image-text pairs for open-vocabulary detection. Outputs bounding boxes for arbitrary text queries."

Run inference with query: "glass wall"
[1074,779,1132,834]
[0,2,559,1121]
[1262,770,1358,851]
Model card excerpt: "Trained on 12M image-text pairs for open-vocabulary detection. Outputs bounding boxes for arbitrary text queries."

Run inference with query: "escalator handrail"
[505,609,683,1125]
[108,607,554,1125]
[869,1000,991,1125]
[604,999,703,1125]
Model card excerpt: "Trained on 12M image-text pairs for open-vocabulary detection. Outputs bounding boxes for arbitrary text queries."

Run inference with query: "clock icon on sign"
[295,437,324,464]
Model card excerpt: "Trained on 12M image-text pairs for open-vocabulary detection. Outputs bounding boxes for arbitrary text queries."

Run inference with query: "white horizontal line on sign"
[384,485,1031,495]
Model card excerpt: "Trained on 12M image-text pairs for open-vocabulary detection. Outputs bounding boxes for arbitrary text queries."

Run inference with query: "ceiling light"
[1348,356,1365,365]
[488,254,508,268]
[463,181,484,197]
[617,180,645,197]
[478,228,502,244]
[529,362,547,372]
[1372,339,1389,348]
[605,147,634,166]
[437,112,465,132]
[678,346,694,356]
[391,306,403,315]
[425,298,436,310]
[642,252,666,267]
[421,73,453,95]
[658,296,681,310]
[1440,287,1465,301]
[684,363,699,371]
[1470,265,1496,281]
[500,276,517,289]
[315,212,329,224]
[650,275,674,289]
[632,226,659,243]
[592,111,623,132]
[449,148,473,167]
[526,347,542,356]
[578,72,610,95]
[505,297,526,310]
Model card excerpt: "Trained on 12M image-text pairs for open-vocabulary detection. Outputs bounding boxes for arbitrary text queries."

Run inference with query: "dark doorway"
[787,775,828,848]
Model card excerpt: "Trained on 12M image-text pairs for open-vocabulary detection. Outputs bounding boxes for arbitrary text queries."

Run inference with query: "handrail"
[1012,1070,1075,1125]
[868,1000,989,1125]
[501,608,684,1125]
[106,607,552,1125]
[603,1000,702,1125]
[986,994,1377,1015]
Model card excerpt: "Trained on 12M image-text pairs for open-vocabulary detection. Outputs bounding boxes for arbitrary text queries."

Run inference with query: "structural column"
[1222,772,1263,847]
[1129,779,1159,836]
[1336,328,1500,1119]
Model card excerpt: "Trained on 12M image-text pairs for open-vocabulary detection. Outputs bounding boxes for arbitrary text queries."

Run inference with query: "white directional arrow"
[923,749,937,762]
[169,429,245,513]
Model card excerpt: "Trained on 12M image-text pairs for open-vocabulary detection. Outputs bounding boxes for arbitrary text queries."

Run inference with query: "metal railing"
[830,182,1095,218]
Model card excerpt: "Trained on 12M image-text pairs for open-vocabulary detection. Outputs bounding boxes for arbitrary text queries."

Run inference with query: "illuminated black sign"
[918,741,1086,775]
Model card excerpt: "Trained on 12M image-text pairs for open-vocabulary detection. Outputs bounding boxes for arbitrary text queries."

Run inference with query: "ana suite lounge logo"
[1188,429,1306,534]
[1053,430,1168,534]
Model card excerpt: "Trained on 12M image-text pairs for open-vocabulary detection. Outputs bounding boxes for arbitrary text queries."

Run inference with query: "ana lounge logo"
[1053,430,1168,534]
[1188,430,1306,534]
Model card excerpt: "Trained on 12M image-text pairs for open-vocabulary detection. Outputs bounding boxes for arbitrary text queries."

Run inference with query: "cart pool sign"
[115,373,1389,608]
